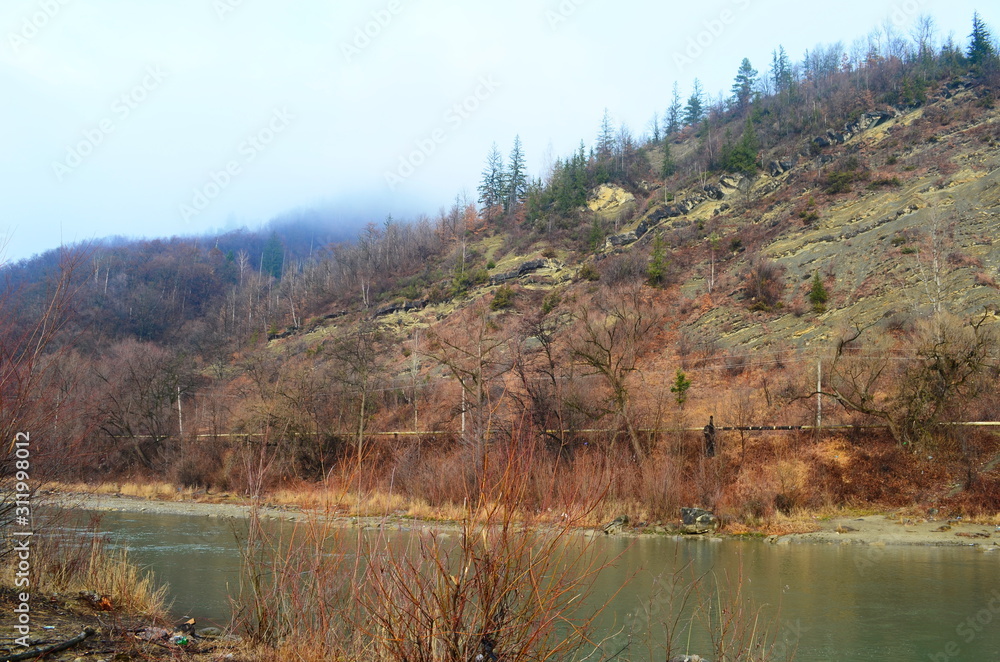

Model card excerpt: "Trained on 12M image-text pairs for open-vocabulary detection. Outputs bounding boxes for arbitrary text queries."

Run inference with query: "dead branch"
[0,627,95,662]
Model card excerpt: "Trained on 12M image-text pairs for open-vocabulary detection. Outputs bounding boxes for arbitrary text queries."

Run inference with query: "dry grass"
[45,424,999,534]
[83,544,170,617]
[47,480,197,501]
[233,442,622,662]
[267,484,475,522]
[1,521,170,620]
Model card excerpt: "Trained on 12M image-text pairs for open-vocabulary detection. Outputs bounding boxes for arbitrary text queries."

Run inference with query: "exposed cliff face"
[587,183,636,215]
[257,89,999,366]
[582,93,1000,352]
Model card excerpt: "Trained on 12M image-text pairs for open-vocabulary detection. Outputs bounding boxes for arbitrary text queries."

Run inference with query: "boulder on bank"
[602,515,629,535]
[680,507,719,534]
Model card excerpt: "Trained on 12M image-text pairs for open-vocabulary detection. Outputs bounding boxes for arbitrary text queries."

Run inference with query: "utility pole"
[461,387,466,435]
[816,360,822,430]
[177,386,184,437]
[412,331,419,432]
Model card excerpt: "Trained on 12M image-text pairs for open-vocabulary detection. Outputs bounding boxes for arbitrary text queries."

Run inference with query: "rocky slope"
[576,89,1000,352]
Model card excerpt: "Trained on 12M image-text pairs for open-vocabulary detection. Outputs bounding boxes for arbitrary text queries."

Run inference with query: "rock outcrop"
[604,219,650,249]
[489,258,550,285]
[602,515,629,535]
[680,507,719,534]
[812,109,896,149]
[768,159,796,176]
[587,184,636,214]
[373,299,427,318]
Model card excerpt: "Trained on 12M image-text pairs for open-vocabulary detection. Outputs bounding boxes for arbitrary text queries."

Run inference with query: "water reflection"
[52,510,1000,661]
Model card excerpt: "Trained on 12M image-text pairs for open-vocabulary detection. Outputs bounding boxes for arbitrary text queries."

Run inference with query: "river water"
[57,509,1000,661]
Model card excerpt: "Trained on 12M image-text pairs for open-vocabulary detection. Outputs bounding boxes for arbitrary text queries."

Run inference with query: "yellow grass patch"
[46,480,196,501]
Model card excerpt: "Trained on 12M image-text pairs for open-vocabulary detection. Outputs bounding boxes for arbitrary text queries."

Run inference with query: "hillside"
[612,87,1000,351]
[4,28,1000,528]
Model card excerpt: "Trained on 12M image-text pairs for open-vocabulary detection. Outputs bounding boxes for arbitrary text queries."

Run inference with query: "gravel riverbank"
[43,491,1000,549]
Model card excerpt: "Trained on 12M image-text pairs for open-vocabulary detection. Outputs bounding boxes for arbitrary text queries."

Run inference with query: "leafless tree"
[570,285,659,458]
[1,248,86,552]
[92,340,190,472]
[824,313,997,450]
[895,312,997,449]
[910,15,938,64]
[510,312,575,459]
[426,301,513,495]
[327,322,387,473]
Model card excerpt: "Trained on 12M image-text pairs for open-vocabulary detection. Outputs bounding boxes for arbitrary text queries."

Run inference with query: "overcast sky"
[0,0,995,261]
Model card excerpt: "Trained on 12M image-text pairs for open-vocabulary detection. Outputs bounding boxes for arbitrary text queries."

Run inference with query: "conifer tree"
[505,135,528,213]
[731,58,759,113]
[725,116,759,175]
[967,12,997,69]
[809,273,829,313]
[597,108,615,159]
[478,142,506,218]
[666,82,683,135]
[661,141,676,179]
[771,46,793,94]
[670,369,692,407]
[261,232,284,279]
[684,79,705,125]
[647,232,668,286]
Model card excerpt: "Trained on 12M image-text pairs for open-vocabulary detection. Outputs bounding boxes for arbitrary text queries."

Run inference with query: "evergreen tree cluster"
[477,135,529,219]
[526,143,590,222]
[480,13,996,236]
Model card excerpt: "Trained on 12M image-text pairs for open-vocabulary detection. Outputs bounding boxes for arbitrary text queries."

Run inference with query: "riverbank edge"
[41,490,1000,550]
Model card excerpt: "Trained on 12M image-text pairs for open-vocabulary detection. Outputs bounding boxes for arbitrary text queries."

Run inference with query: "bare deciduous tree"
[328,322,387,474]
[570,285,659,458]
[825,312,997,451]
[1,248,86,552]
[93,340,191,472]
[426,301,513,495]
[510,312,575,459]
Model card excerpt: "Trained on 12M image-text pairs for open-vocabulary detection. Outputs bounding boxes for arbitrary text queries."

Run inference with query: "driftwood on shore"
[0,627,95,662]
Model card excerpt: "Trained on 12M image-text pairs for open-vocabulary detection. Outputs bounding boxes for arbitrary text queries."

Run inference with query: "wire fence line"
[176,349,1000,402]
[107,420,998,442]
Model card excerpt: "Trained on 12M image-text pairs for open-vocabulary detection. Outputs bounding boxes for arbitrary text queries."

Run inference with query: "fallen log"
[0,627,96,662]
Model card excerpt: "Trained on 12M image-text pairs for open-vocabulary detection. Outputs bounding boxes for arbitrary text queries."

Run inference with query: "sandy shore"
[769,514,1000,549]
[44,491,300,521]
[42,491,1000,550]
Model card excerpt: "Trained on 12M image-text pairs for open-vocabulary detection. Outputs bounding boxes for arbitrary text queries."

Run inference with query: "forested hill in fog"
[5,13,1000,521]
